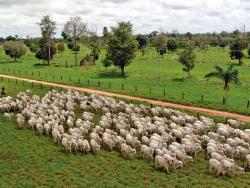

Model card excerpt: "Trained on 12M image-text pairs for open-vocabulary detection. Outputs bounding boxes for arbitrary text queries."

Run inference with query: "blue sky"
[0,0,249,38]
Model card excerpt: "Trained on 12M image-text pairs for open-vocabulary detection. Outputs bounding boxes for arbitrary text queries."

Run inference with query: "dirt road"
[1,74,250,122]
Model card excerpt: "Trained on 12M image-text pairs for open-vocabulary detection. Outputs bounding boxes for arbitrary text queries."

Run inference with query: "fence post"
[247,100,250,109]
[40,84,43,90]
[201,94,204,104]
[51,85,53,91]
[98,81,100,87]
[32,82,34,88]
[223,97,226,105]
[197,113,200,119]
[164,89,166,97]
[122,84,124,90]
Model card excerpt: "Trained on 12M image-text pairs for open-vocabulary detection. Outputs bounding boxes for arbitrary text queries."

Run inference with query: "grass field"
[0,45,250,116]
[0,80,250,188]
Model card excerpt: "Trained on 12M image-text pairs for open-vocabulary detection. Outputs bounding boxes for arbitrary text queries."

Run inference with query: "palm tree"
[205,64,240,101]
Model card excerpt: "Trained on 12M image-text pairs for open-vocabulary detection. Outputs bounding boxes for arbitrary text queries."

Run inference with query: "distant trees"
[63,16,87,66]
[3,41,26,61]
[167,39,177,52]
[5,35,18,41]
[102,21,138,77]
[205,65,240,99]
[57,43,65,57]
[178,48,195,77]
[36,15,57,65]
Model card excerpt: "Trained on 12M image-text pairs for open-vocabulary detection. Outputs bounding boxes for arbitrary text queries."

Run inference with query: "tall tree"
[178,48,195,77]
[37,15,56,66]
[63,16,87,66]
[205,65,240,99]
[102,21,138,77]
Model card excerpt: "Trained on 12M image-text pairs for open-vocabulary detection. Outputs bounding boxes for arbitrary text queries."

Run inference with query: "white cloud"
[0,0,249,38]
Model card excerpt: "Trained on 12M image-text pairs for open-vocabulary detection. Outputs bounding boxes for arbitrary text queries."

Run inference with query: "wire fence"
[0,67,250,113]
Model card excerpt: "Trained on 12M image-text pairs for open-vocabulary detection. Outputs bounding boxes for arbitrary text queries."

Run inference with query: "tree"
[167,39,178,51]
[35,38,57,63]
[3,41,26,61]
[186,32,192,44]
[24,38,39,54]
[152,33,167,58]
[218,38,229,49]
[229,39,244,65]
[37,15,56,65]
[178,48,195,77]
[63,16,87,66]
[136,34,148,56]
[88,28,101,64]
[57,43,65,57]
[102,21,138,77]
[205,65,240,100]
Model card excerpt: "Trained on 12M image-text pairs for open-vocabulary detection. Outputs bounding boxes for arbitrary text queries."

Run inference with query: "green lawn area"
[0,80,250,188]
[0,45,250,115]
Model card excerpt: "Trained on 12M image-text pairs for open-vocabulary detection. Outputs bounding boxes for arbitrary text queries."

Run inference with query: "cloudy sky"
[0,0,249,38]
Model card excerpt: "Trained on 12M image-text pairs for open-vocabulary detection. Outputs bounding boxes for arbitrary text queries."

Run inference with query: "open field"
[0,45,250,115]
[0,80,250,188]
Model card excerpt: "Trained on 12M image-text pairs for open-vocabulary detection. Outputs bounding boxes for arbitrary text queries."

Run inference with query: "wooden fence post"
[247,100,250,109]
[164,89,166,97]
[32,82,34,88]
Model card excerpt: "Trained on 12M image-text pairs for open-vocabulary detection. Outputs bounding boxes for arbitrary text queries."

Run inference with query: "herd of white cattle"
[0,90,250,176]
